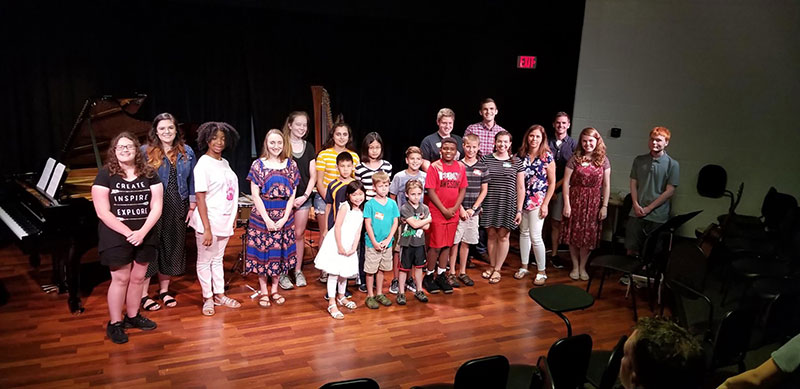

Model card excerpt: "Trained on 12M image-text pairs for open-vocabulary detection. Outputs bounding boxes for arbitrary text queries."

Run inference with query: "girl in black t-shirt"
[282,111,316,289]
[91,132,164,344]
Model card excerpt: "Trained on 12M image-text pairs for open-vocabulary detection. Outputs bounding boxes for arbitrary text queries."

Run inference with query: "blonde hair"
[260,129,291,160]
[405,179,423,194]
[437,108,455,122]
[372,171,390,185]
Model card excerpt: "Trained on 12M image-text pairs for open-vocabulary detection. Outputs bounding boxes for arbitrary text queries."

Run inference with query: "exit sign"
[517,56,537,69]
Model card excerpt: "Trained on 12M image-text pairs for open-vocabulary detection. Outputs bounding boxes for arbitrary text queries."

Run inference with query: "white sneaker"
[295,270,307,287]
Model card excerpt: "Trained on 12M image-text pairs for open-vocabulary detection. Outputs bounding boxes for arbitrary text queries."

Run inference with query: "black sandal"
[156,291,177,308]
[141,296,161,311]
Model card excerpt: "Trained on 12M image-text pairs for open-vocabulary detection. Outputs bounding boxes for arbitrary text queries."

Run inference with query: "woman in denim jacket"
[139,112,196,310]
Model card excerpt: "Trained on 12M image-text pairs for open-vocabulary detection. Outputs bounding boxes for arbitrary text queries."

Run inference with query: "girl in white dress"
[314,180,366,319]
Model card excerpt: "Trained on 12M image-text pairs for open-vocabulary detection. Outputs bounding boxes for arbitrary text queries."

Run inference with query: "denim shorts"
[297,194,313,210]
[313,192,327,215]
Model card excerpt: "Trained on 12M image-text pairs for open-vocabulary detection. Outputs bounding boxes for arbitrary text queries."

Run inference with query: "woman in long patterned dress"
[139,113,195,311]
[561,127,611,281]
[246,129,300,307]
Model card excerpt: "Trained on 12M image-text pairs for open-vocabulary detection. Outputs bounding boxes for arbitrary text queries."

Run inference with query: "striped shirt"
[355,160,393,200]
[461,159,489,211]
[315,148,360,187]
[465,122,505,157]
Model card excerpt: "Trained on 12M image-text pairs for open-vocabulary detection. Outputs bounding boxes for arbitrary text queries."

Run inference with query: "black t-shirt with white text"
[93,168,161,251]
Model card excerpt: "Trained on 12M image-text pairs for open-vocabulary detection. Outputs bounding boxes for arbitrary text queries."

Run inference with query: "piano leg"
[43,237,84,314]
[66,239,84,315]
[49,245,69,294]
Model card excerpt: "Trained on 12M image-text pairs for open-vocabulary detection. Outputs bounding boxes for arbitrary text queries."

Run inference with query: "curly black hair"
[196,121,240,154]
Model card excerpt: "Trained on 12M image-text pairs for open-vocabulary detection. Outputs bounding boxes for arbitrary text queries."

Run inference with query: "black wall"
[1,1,585,183]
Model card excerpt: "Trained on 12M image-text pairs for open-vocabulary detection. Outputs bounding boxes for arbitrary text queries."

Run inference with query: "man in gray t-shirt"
[420,108,463,172]
[626,127,680,256]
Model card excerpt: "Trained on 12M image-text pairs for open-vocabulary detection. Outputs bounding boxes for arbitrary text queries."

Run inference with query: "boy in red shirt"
[424,137,467,294]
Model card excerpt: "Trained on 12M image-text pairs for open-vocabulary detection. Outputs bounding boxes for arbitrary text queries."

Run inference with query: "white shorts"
[453,214,480,245]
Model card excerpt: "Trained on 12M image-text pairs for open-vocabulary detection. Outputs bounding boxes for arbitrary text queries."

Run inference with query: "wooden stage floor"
[0,228,648,388]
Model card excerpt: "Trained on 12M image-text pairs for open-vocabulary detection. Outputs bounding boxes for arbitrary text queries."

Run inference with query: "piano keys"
[0,95,151,314]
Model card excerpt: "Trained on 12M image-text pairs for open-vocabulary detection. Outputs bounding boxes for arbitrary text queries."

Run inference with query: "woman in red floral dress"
[561,127,611,281]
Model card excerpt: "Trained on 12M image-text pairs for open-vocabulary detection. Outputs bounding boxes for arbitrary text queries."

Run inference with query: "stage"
[0,228,641,388]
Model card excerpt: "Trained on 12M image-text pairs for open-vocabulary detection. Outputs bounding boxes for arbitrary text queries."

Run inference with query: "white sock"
[437,267,446,275]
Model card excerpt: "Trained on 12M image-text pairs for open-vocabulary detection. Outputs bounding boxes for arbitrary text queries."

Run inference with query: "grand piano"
[0,95,151,314]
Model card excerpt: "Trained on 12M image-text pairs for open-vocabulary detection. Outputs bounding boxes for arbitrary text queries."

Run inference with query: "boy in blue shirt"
[363,171,399,309]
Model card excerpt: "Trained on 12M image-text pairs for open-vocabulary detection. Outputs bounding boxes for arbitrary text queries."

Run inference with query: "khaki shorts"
[364,246,393,273]
[453,214,480,245]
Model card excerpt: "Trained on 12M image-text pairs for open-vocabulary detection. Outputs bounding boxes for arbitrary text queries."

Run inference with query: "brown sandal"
[489,270,502,284]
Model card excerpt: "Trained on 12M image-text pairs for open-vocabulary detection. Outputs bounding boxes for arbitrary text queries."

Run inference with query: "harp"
[310,86,341,151]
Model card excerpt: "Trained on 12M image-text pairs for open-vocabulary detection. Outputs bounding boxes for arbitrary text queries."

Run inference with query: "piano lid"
[61,95,151,169]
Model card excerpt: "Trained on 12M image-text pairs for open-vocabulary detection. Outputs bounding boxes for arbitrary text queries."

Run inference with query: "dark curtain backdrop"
[1,1,585,187]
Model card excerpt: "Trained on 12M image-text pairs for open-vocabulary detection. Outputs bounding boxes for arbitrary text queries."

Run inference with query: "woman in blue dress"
[246,129,300,307]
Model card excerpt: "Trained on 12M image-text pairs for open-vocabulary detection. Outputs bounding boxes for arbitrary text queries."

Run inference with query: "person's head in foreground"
[619,317,705,389]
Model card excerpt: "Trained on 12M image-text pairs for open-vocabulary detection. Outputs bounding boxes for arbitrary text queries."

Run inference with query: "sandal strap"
[327,305,344,319]
[214,295,241,307]
[202,299,215,315]
[337,297,356,308]
[141,296,160,310]
[156,291,177,305]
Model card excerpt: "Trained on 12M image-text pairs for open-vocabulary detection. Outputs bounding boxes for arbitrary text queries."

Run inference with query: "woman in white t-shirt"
[189,122,241,316]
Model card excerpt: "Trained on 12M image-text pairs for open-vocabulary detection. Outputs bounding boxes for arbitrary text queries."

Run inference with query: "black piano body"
[0,95,151,314]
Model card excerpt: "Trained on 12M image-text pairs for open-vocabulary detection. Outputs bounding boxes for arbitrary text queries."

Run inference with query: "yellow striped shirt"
[315,148,360,186]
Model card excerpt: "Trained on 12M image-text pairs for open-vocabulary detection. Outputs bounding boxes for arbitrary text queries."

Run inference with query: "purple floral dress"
[245,158,300,277]
[522,152,554,211]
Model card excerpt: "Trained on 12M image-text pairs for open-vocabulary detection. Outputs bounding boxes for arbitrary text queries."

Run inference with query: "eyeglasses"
[115,145,136,151]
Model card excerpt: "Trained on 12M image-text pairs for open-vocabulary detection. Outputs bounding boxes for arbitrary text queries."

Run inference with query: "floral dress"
[561,156,610,250]
[522,152,554,211]
[245,158,300,277]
